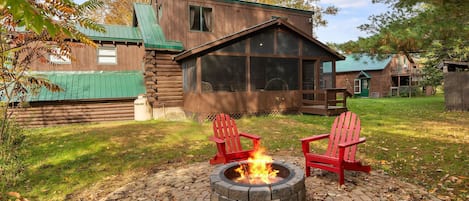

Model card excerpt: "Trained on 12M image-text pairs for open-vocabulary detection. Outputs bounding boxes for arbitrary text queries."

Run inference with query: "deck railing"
[302,88,351,109]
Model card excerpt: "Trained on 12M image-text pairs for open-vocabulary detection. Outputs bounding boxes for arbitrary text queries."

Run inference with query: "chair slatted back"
[213,114,243,153]
[325,112,361,161]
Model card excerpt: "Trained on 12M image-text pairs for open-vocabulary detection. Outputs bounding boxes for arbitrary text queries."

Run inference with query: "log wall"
[144,51,183,107]
[11,100,135,127]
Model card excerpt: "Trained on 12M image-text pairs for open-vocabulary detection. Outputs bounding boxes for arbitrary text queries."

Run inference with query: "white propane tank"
[134,95,152,121]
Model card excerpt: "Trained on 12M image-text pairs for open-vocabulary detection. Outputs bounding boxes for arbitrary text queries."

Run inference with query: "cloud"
[319,0,369,8]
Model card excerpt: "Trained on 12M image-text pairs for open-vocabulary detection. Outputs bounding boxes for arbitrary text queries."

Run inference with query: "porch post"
[332,60,337,88]
[196,57,202,93]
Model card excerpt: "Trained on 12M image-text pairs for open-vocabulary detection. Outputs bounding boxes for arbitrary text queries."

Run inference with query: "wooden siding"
[336,67,392,98]
[144,51,183,107]
[183,91,302,115]
[31,42,145,71]
[11,100,135,127]
[158,0,313,50]
[444,72,469,111]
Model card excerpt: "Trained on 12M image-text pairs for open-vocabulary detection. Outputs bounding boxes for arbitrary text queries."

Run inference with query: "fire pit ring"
[210,161,305,201]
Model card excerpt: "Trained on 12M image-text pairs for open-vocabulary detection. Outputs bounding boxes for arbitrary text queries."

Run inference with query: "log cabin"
[15,0,348,126]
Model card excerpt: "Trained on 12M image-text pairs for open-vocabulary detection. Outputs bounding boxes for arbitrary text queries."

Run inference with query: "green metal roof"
[28,71,146,102]
[133,3,184,51]
[77,24,143,43]
[357,71,372,78]
[324,54,392,73]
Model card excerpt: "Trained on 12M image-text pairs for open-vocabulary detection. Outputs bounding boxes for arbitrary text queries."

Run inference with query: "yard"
[13,95,469,200]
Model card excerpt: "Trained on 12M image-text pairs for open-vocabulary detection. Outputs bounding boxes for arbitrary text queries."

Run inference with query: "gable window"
[50,48,71,64]
[189,5,212,32]
[97,47,117,64]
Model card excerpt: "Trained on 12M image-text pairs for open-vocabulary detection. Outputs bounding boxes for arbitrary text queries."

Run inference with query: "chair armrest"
[209,136,225,144]
[239,132,261,140]
[301,134,329,154]
[239,132,261,150]
[300,134,330,144]
[338,137,366,148]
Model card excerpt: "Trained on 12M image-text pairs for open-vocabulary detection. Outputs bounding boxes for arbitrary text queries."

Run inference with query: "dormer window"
[189,5,212,32]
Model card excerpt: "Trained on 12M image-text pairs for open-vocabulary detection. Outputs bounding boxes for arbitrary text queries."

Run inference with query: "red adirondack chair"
[301,111,371,185]
[209,113,261,165]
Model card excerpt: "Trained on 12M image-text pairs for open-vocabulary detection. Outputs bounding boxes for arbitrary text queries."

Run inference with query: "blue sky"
[316,0,390,43]
[73,0,389,44]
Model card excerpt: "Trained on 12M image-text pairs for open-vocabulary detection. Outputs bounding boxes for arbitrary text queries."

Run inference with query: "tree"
[0,0,104,196]
[335,0,468,90]
[84,0,149,26]
[249,0,338,37]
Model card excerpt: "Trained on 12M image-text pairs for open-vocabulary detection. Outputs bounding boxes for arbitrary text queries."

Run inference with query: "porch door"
[302,61,315,99]
[354,78,370,97]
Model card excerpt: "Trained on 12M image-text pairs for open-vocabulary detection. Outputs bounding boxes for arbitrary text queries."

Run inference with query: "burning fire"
[234,147,281,185]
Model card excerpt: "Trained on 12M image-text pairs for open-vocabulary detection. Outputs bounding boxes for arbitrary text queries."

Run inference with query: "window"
[97,47,117,64]
[354,79,361,94]
[50,48,71,64]
[250,57,298,91]
[201,55,246,92]
[189,6,212,32]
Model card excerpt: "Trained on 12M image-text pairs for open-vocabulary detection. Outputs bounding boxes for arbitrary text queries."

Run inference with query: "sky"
[73,0,390,44]
[315,0,391,44]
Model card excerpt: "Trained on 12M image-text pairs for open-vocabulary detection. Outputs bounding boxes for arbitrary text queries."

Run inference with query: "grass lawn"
[12,95,469,200]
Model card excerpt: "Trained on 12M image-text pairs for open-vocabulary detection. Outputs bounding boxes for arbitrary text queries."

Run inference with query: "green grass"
[11,95,469,200]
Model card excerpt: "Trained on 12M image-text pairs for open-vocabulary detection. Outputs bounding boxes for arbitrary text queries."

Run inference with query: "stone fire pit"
[210,161,305,201]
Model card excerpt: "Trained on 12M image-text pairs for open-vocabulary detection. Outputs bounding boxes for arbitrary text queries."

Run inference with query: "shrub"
[0,109,25,195]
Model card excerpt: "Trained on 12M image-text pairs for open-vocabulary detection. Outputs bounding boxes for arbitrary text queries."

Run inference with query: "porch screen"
[201,55,246,92]
[276,30,299,56]
[182,58,196,92]
[250,29,274,54]
[320,61,333,89]
[250,57,298,91]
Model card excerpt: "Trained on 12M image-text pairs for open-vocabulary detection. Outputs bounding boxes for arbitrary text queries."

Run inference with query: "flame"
[234,147,280,185]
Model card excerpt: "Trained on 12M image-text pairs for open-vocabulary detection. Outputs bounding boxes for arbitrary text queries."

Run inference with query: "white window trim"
[354,79,361,94]
[97,47,117,65]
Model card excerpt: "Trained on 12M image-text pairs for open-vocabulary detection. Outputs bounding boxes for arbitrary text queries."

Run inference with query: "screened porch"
[175,19,348,118]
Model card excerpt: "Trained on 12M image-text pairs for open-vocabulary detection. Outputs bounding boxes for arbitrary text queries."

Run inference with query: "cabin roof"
[28,71,146,102]
[335,54,392,73]
[77,24,143,43]
[174,18,344,61]
[133,3,184,51]
[217,0,314,15]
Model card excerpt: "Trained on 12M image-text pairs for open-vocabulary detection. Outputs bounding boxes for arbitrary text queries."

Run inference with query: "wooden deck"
[300,88,351,116]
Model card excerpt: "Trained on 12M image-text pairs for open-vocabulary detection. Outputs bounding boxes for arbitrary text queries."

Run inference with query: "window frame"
[97,46,117,65]
[189,5,212,32]
[354,79,361,94]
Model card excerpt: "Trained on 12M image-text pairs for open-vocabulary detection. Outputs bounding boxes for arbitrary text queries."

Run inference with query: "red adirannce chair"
[209,114,261,165]
[301,111,371,185]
